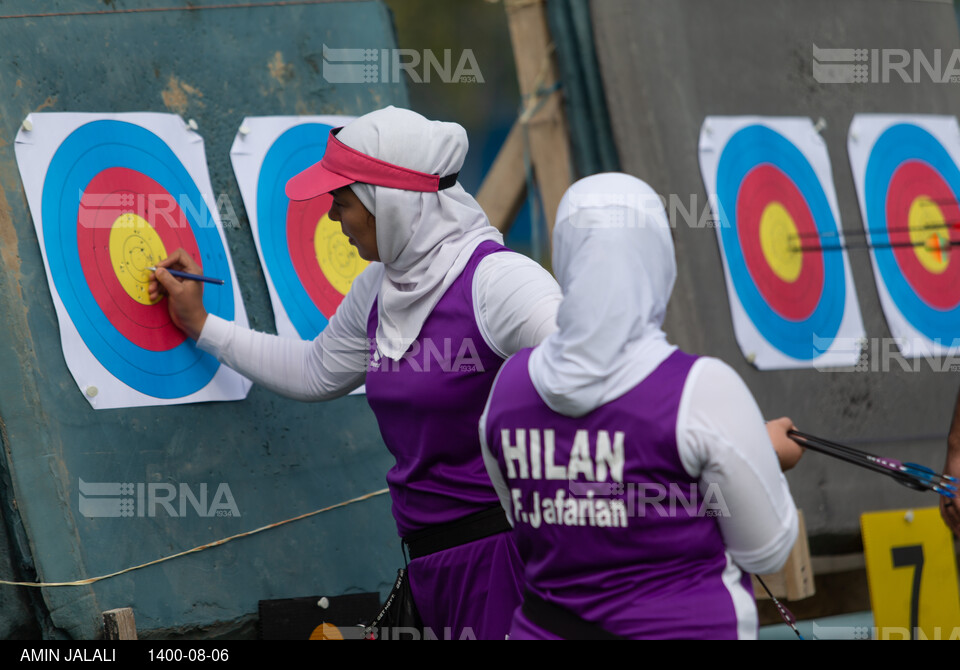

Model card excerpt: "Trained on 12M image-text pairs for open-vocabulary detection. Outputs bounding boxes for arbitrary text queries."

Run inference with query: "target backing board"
[699,116,865,370]
[849,115,960,358]
[15,112,252,409]
[229,116,369,342]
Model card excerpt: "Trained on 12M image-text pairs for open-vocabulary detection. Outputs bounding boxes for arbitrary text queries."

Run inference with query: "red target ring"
[885,160,960,311]
[77,167,202,351]
[287,194,348,319]
[737,165,825,321]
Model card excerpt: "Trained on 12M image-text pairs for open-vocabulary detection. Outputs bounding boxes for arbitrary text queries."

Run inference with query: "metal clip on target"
[787,430,958,499]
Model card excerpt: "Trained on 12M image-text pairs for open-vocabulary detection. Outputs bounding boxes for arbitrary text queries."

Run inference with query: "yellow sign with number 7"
[861,507,960,639]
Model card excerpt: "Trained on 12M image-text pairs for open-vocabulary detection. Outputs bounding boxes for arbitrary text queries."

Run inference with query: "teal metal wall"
[0,0,408,639]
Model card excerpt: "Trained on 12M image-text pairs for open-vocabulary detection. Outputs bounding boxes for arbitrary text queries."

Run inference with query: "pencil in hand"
[148,267,225,286]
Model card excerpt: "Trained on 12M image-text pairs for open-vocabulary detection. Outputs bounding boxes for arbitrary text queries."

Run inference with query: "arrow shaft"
[787,430,956,498]
[796,239,956,253]
[791,221,959,240]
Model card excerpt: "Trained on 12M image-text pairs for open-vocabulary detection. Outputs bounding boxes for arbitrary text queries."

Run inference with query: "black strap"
[403,507,510,560]
[437,172,459,190]
[522,591,624,640]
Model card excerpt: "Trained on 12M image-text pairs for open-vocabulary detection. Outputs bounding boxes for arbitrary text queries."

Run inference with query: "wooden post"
[103,608,138,640]
[490,0,573,241]
[753,510,816,601]
[476,120,527,234]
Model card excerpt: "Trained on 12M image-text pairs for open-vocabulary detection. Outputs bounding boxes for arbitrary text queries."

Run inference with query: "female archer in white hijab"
[152,107,563,640]
[480,173,803,639]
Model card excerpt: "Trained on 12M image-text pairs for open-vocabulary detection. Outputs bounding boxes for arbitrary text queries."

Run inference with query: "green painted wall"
[0,0,408,639]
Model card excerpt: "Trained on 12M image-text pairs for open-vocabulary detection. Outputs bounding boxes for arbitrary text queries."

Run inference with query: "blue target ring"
[716,124,845,360]
[864,123,960,342]
[41,120,234,398]
[257,123,335,339]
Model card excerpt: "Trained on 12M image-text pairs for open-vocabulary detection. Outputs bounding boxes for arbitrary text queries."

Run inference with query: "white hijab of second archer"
[529,172,678,417]
[337,106,503,361]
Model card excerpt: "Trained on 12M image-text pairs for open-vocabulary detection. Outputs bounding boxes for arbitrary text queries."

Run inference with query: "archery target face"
[700,117,865,369]
[230,116,365,341]
[77,167,203,352]
[16,113,250,408]
[286,190,369,322]
[736,164,826,322]
[849,115,960,356]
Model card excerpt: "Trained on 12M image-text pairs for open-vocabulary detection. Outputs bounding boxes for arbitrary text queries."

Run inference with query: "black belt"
[403,507,511,560]
[522,591,624,640]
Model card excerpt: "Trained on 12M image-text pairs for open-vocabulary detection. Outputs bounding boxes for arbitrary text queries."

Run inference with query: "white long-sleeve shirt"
[675,357,798,575]
[197,252,563,400]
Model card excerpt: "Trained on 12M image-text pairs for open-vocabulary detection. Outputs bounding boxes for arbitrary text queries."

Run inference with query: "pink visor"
[285,127,460,201]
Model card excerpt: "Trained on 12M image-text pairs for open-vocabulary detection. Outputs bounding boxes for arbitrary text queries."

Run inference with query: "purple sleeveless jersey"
[483,348,757,639]
[365,240,524,639]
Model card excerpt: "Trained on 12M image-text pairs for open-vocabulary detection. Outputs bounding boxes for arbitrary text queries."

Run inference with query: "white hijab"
[338,106,503,360]
[529,173,678,417]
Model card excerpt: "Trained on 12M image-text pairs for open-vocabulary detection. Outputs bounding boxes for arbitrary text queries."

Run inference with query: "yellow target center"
[109,213,167,305]
[909,196,949,274]
[759,202,802,282]
[314,213,369,295]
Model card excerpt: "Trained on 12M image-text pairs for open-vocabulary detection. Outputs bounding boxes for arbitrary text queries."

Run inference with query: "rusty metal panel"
[0,0,407,639]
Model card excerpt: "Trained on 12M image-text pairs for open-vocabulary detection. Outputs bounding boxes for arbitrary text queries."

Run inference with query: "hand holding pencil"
[147,267,224,286]
[148,248,211,341]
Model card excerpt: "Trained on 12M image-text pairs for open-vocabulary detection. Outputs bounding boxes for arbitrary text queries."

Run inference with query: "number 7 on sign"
[891,544,923,640]
[862,508,960,640]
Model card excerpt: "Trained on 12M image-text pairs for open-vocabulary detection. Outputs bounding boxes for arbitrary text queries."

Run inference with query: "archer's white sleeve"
[473,252,562,357]
[676,357,799,575]
[478,369,515,527]
[197,264,383,401]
